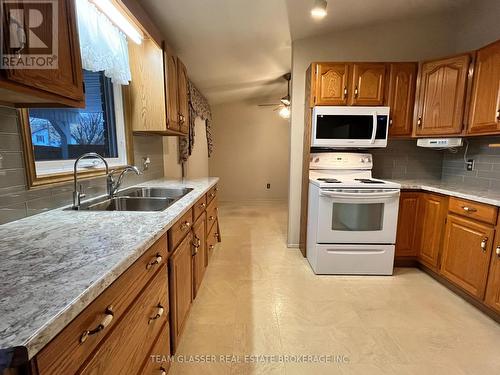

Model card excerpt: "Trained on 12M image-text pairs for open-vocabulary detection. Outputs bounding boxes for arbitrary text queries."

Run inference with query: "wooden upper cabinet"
[164,46,180,132]
[314,63,350,105]
[127,38,167,132]
[485,225,500,313]
[440,214,494,299]
[0,0,84,107]
[395,192,420,257]
[177,58,190,135]
[467,40,500,135]
[418,193,448,270]
[350,63,386,105]
[387,63,417,137]
[415,54,471,136]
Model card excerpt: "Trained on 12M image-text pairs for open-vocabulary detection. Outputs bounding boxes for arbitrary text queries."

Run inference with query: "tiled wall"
[0,107,164,224]
[371,140,444,181]
[442,137,500,189]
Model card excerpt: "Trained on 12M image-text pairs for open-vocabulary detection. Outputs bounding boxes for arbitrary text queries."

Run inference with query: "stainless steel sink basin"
[80,197,175,212]
[117,187,193,199]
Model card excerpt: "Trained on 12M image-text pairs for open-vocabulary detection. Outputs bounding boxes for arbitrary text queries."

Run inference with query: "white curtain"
[75,0,131,85]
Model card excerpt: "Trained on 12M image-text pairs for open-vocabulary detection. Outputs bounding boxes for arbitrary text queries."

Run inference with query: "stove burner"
[355,178,385,184]
[317,178,341,183]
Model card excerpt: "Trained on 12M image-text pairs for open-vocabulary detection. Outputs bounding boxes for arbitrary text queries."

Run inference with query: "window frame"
[20,85,134,188]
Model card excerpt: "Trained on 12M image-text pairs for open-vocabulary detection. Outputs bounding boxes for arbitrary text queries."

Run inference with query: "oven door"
[317,189,400,244]
[311,106,389,148]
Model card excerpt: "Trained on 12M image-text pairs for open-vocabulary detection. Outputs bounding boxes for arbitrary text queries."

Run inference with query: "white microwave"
[311,106,390,148]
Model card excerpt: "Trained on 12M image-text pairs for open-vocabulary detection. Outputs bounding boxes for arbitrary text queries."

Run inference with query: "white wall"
[163,117,209,179]
[455,0,500,51]
[209,99,290,201]
[287,13,459,247]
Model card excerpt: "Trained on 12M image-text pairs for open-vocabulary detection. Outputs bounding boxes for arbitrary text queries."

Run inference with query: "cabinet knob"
[200,203,206,208]
[148,304,164,324]
[209,215,216,221]
[354,86,359,98]
[160,368,167,375]
[209,245,215,250]
[180,221,191,231]
[497,109,500,121]
[146,254,163,269]
[496,246,500,257]
[343,86,348,99]
[80,306,114,343]
[179,114,185,123]
[389,118,393,126]
[481,237,488,252]
[417,117,422,127]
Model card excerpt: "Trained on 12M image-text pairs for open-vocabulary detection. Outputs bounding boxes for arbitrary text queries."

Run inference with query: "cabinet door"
[485,231,500,313]
[314,63,350,105]
[1,0,84,105]
[467,40,500,134]
[387,63,417,137]
[169,233,193,353]
[415,54,470,136]
[164,46,180,132]
[192,213,207,299]
[177,58,190,135]
[128,38,167,132]
[350,63,386,105]
[440,214,494,298]
[418,194,448,270]
[395,192,420,257]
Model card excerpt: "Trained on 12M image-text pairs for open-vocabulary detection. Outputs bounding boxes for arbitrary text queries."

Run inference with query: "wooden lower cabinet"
[79,269,168,374]
[395,192,421,257]
[440,214,494,299]
[418,193,448,269]
[192,213,207,298]
[485,229,500,313]
[140,323,171,375]
[169,232,194,353]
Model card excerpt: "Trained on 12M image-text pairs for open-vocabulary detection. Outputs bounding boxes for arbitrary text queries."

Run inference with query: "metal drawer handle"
[462,206,478,213]
[160,368,167,375]
[180,221,191,231]
[146,254,162,269]
[214,232,219,239]
[80,306,114,343]
[209,193,215,198]
[481,237,488,252]
[148,304,164,324]
[209,216,216,221]
[496,246,500,257]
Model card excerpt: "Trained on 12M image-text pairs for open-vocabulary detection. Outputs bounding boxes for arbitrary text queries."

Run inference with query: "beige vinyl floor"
[169,201,500,375]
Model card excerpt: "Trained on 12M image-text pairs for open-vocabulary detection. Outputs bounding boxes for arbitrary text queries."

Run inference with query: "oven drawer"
[309,244,395,275]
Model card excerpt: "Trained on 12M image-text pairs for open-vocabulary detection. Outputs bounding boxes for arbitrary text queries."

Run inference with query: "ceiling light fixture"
[92,0,143,44]
[311,0,328,19]
[279,106,290,119]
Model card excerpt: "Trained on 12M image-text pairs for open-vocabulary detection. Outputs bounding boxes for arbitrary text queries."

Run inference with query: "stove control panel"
[310,152,373,170]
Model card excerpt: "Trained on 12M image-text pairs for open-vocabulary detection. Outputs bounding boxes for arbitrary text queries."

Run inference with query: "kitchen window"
[20,69,131,187]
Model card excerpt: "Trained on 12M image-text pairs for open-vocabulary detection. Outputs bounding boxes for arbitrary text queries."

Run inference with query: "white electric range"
[307,152,401,275]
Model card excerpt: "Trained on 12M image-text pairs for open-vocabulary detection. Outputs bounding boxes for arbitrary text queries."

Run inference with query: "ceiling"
[138,0,472,104]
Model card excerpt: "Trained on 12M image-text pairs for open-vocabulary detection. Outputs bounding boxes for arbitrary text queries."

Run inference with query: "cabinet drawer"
[141,323,171,375]
[449,197,498,225]
[207,185,218,203]
[80,268,168,374]
[207,198,218,232]
[36,235,168,375]
[193,194,207,222]
[169,208,194,250]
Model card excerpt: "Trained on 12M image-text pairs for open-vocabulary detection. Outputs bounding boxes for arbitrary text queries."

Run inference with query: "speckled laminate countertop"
[392,179,500,206]
[0,177,218,363]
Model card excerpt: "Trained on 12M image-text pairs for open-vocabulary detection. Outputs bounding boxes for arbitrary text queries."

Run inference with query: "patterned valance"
[179,80,213,163]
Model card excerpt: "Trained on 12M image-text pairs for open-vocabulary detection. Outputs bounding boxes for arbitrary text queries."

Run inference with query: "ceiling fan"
[258,73,291,119]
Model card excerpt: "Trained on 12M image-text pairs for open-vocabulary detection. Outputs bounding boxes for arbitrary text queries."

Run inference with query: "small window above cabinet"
[0,0,84,108]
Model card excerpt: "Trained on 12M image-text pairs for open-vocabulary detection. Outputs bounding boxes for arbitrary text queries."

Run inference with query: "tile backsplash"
[442,137,500,189]
[0,107,164,224]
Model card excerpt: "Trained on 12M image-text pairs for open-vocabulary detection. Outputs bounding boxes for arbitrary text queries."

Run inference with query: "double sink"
[76,187,193,212]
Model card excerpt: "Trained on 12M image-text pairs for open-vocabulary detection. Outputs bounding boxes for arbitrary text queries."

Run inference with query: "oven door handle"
[370,113,378,144]
[319,190,400,199]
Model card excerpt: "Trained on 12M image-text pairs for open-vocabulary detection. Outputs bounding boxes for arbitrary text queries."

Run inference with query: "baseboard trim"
[394,257,418,267]
[287,243,299,248]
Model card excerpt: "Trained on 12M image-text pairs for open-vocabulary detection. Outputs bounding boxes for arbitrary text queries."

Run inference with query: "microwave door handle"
[370,114,378,144]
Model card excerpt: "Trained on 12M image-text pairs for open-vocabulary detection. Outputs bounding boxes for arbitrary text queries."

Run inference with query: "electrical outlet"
[266,183,271,189]
[466,159,475,171]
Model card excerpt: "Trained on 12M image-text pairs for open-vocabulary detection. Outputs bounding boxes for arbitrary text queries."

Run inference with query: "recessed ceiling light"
[311,0,327,19]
